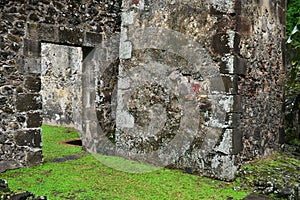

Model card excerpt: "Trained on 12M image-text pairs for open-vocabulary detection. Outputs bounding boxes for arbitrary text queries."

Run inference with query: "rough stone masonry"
[0,0,121,172]
[0,0,285,181]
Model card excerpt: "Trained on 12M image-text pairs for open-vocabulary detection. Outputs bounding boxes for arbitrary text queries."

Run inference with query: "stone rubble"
[0,179,46,200]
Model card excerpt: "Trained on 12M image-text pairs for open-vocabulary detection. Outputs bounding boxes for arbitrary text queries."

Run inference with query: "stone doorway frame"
[20,22,103,158]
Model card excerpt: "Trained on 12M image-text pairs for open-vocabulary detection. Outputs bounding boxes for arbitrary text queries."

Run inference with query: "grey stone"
[0,161,22,173]
[16,94,42,112]
[0,179,9,191]
[23,39,41,57]
[58,27,84,45]
[84,32,102,47]
[24,75,41,92]
[27,112,42,128]
[25,150,43,166]
[14,129,42,148]
[242,193,273,200]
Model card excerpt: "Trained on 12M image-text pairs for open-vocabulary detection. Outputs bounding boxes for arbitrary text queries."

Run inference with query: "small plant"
[285,21,300,145]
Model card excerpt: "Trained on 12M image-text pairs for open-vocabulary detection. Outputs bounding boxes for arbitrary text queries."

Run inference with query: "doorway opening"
[40,43,93,146]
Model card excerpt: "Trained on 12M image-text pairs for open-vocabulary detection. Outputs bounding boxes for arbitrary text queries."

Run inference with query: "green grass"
[41,125,82,161]
[0,125,250,200]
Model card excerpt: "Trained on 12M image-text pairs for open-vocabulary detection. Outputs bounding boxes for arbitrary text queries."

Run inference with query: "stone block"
[16,114,26,123]
[226,113,241,128]
[210,75,238,94]
[24,76,41,92]
[16,93,42,112]
[20,58,41,74]
[25,150,43,166]
[59,27,84,45]
[26,112,42,128]
[211,33,230,55]
[0,85,13,95]
[233,32,241,54]
[234,56,247,75]
[220,55,247,76]
[27,23,57,42]
[233,95,242,113]
[84,32,102,47]
[26,23,39,39]
[0,134,7,143]
[37,24,57,42]
[232,129,243,154]
[235,16,251,35]
[224,75,238,94]
[214,129,233,155]
[23,39,41,57]
[0,96,7,106]
[219,55,234,74]
[278,5,286,25]
[0,161,22,173]
[14,129,42,148]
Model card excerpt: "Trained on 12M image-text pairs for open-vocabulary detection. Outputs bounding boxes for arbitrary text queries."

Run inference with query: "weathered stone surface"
[0,134,7,144]
[41,43,82,130]
[58,27,84,45]
[237,0,286,162]
[26,112,42,128]
[0,1,121,175]
[25,150,42,166]
[14,129,42,148]
[211,33,231,55]
[0,97,7,106]
[232,129,243,154]
[0,161,22,173]
[24,75,41,92]
[19,58,42,73]
[23,39,40,57]
[84,32,102,47]
[81,0,284,181]
[0,0,285,181]
[15,94,42,112]
[27,23,57,42]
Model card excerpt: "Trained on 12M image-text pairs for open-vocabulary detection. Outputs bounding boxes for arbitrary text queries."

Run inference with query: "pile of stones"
[237,148,300,200]
[0,179,46,200]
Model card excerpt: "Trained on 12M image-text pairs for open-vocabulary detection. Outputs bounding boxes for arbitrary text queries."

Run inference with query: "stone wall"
[0,0,121,172]
[41,43,83,130]
[83,0,285,181]
[115,0,242,180]
[237,0,286,161]
[0,0,285,180]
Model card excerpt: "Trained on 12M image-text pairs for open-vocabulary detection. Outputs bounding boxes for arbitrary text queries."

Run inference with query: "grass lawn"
[0,125,250,200]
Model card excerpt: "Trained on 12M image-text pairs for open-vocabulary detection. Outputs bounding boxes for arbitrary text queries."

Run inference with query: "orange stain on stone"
[132,0,139,5]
